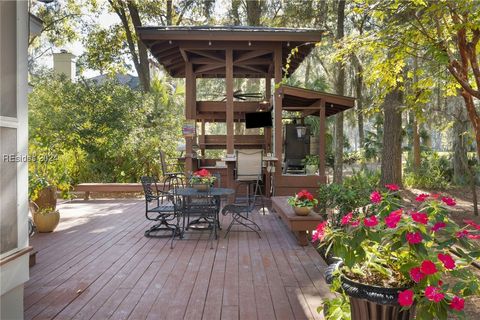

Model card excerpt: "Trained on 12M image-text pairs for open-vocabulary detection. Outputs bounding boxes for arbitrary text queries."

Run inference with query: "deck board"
[25,199,330,320]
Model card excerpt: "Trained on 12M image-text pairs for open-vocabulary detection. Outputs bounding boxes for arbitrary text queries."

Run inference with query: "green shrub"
[403,152,452,190]
[317,170,379,227]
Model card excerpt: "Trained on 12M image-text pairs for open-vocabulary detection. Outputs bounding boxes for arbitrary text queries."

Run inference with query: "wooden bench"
[271,196,324,246]
[73,183,144,200]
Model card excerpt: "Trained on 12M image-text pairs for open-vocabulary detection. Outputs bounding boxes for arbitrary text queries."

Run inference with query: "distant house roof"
[88,74,140,89]
[138,25,323,78]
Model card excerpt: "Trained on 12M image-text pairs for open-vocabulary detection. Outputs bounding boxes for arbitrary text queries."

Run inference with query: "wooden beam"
[319,99,326,183]
[234,64,266,74]
[154,46,178,58]
[178,41,278,50]
[180,48,189,62]
[234,50,271,63]
[236,58,272,65]
[190,57,221,64]
[226,48,234,154]
[187,49,225,62]
[274,45,283,178]
[197,101,262,113]
[194,63,224,73]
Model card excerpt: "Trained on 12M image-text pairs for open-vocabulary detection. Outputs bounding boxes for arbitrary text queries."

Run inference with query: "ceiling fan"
[205,90,263,101]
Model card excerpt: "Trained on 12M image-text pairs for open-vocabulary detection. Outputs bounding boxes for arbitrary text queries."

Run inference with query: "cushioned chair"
[235,149,265,215]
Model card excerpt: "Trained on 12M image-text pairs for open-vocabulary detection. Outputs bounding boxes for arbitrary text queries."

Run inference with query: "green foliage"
[317,170,379,226]
[404,152,452,190]
[28,74,183,192]
[302,155,319,166]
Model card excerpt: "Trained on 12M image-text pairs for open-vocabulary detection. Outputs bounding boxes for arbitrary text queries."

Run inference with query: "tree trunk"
[352,55,364,148]
[246,0,262,26]
[412,117,421,171]
[450,95,470,184]
[127,2,150,92]
[333,0,346,184]
[166,0,173,25]
[380,89,403,186]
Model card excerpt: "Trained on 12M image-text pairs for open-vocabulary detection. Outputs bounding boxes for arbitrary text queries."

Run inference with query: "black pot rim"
[325,261,411,306]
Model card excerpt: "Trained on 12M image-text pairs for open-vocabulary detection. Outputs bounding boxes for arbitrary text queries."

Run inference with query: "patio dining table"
[173,187,235,235]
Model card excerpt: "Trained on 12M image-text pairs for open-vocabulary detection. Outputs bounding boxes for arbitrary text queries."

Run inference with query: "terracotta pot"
[192,184,209,192]
[31,186,57,213]
[293,206,311,216]
[325,261,415,320]
[33,210,60,233]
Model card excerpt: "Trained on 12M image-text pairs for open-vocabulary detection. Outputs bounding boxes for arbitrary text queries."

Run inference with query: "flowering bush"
[189,169,216,185]
[315,184,480,319]
[287,189,318,208]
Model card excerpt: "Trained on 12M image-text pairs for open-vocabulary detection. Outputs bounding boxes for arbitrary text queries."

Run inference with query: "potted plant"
[315,184,480,320]
[302,155,319,175]
[189,168,216,191]
[287,189,319,216]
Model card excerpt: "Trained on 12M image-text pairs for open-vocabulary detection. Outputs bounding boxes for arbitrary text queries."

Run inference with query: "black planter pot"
[325,261,415,320]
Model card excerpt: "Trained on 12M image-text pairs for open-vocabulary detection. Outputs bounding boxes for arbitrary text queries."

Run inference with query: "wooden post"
[273,45,283,180]
[226,49,235,195]
[319,99,326,183]
[265,74,272,153]
[200,119,205,158]
[185,61,195,173]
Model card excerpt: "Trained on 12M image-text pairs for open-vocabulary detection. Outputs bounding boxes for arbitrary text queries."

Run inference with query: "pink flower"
[341,212,353,226]
[370,191,382,204]
[406,232,423,244]
[441,196,456,206]
[464,219,480,231]
[420,260,437,275]
[364,215,378,227]
[409,267,425,283]
[437,253,456,270]
[425,286,445,302]
[398,289,414,307]
[411,212,428,225]
[415,193,429,202]
[467,234,480,240]
[385,184,400,191]
[449,296,465,311]
[385,209,403,228]
[456,230,469,238]
[431,193,440,200]
[431,222,446,232]
[312,221,328,242]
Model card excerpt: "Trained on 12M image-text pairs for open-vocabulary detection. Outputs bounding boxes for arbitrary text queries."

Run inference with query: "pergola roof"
[280,85,355,117]
[137,26,323,78]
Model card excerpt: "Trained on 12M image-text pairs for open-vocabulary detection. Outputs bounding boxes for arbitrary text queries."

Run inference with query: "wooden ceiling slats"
[234,50,272,63]
[187,50,225,62]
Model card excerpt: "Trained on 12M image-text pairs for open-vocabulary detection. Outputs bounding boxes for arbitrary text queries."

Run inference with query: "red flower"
[441,196,456,206]
[415,193,429,202]
[385,209,403,228]
[370,191,382,204]
[449,296,465,311]
[194,168,210,177]
[431,222,446,232]
[464,219,480,231]
[406,232,423,244]
[341,212,353,226]
[425,286,444,303]
[350,220,361,227]
[411,211,428,225]
[398,289,414,307]
[437,253,456,270]
[456,230,469,238]
[431,193,440,200]
[420,260,437,275]
[312,221,328,242]
[297,189,314,201]
[364,215,378,227]
[409,267,425,283]
[385,184,400,191]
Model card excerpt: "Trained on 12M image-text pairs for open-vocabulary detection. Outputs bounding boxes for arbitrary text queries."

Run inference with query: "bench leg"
[297,231,308,246]
[84,191,90,201]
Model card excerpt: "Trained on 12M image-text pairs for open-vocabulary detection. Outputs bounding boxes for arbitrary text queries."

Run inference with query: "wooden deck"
[25,199,331,320]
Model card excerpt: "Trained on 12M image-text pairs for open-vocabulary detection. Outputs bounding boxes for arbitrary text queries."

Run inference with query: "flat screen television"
[245,111,273,129]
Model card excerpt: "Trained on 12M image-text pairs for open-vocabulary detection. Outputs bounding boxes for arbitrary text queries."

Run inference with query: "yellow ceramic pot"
[33,210,60,233]
[293,206,311,216]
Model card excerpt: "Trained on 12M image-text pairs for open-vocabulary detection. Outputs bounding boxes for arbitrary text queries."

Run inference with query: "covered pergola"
[138,26,354,196]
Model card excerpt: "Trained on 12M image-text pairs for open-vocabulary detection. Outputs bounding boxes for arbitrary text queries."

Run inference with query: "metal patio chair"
[140,176,181,248]
[221,201,261,238]
[159,150,185,192]
[235,149,266,215]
